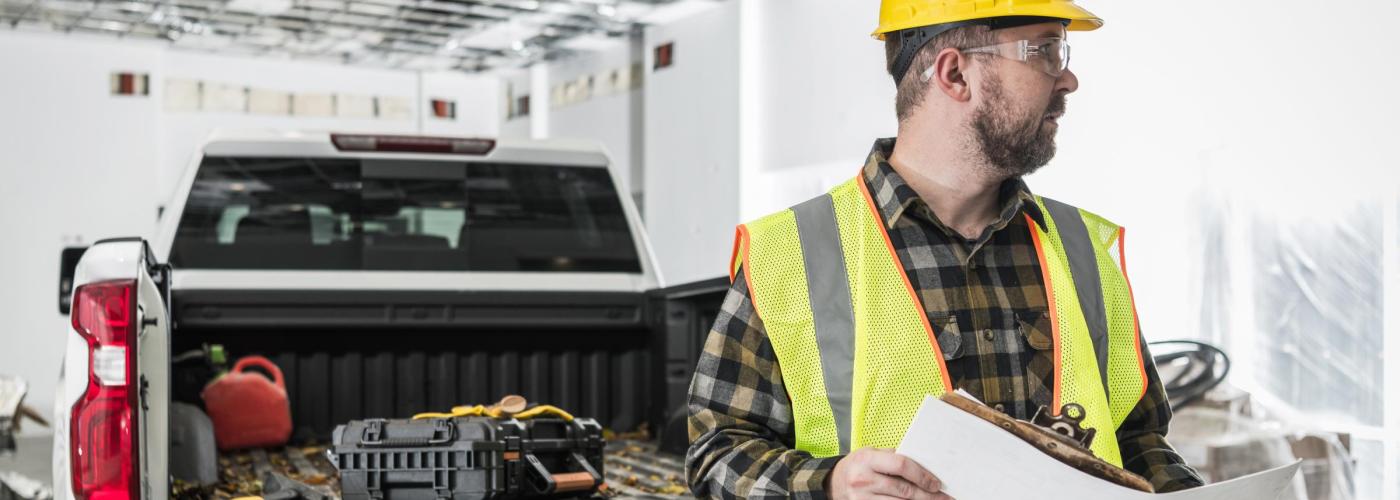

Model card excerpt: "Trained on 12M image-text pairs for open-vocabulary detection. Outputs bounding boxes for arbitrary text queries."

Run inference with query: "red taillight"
[330,133,495,155]
[70,280,138,500]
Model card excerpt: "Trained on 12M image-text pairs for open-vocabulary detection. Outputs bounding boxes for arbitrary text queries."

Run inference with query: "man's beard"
[969,74,1066,178]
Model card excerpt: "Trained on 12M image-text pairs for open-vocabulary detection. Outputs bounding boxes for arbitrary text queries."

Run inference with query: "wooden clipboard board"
[939,392,1155,493]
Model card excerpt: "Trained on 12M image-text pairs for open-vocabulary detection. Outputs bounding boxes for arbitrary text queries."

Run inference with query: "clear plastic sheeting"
[1350,439,1386,500]
[1190,191,1233,351]
[1194,193,1386,426]
[1192,180,1388,414]
[1248,200,1385,427]
[1170,405,1353,500]
[1189,158,1393,498]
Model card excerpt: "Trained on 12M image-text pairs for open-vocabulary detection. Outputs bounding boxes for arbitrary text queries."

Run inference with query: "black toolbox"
[330,417,605,500]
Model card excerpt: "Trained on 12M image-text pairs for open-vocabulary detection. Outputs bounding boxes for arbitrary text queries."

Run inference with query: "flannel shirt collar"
[859,138,1048,236]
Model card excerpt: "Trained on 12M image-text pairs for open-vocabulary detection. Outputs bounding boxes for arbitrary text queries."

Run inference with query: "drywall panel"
[643,0,740,286]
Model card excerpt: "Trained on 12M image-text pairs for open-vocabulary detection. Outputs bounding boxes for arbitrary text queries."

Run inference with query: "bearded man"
[684,2,1205,499]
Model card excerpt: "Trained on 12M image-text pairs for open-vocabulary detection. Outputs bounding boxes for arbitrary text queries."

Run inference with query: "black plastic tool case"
[330,417,604,500]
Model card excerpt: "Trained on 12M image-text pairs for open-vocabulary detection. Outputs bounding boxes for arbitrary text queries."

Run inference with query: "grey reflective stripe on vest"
[1041,198,1112,404]
[792,194,856,454]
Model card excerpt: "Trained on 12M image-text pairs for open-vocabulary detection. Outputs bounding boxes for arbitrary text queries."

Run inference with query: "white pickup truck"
[50,131,723,500]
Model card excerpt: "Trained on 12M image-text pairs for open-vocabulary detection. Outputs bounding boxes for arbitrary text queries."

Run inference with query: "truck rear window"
[170,157,642,272]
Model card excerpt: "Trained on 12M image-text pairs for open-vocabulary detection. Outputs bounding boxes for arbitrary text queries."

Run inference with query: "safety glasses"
[921,38,1072,81]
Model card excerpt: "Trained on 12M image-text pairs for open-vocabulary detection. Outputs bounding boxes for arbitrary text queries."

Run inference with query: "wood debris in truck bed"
[600,440,690,498]
[176,446,340,500]
[194,440,691,500]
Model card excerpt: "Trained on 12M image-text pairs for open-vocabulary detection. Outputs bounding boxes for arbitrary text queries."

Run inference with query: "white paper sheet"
[896,395,1300,499]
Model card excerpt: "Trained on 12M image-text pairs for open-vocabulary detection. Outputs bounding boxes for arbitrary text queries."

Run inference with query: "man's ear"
[930,48,973,103]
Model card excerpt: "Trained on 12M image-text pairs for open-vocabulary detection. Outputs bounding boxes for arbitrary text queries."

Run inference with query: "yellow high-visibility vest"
[730,176,1147,467]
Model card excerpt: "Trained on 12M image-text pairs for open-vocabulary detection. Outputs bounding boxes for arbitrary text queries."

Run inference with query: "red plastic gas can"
[201,356,292,451]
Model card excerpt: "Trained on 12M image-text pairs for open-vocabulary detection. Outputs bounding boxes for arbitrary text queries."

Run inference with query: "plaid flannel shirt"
[685,139,1204,498]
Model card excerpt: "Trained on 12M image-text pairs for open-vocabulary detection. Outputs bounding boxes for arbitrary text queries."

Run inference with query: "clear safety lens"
[922,38,1072,81]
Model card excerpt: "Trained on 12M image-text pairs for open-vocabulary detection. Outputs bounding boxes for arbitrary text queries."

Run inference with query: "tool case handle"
[522,451,602,495]
[359,418,456,447]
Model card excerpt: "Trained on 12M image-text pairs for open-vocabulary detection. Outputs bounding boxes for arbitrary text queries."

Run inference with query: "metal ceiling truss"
[0,0,674,71]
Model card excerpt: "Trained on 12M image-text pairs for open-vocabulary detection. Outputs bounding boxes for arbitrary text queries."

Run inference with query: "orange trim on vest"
[730,225,750,283]
[735,224,764,322]
[1026,213,1065,415]
[1119,227,1148,402]
[856,175,954,394]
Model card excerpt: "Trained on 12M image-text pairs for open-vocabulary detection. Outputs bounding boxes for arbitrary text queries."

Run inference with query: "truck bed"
[187,440,690,500]
[167,283,726,500]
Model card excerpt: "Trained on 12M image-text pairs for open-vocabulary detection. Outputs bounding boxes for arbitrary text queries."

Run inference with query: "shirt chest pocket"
[931,311,1050,361]
[931,313,964,361]
[1016,308,1054,351]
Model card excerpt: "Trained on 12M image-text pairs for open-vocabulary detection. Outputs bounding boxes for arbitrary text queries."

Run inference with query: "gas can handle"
[232,355,286,390]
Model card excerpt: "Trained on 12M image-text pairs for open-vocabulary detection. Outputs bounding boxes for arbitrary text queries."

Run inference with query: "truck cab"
[51,131,722,500]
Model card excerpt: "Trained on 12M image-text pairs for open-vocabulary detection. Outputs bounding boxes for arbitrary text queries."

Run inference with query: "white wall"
[644,0,741,286]
[548,43,641,196]
[0,30,498,430]
[740,0,898,220]
[0,32,166,434]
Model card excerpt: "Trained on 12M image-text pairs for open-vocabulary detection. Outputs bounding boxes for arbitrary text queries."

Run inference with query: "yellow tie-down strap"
[412,404,575,421]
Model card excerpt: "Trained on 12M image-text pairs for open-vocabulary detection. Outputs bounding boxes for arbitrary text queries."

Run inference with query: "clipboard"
[897,394,1301,499]
[938,391,1155,492]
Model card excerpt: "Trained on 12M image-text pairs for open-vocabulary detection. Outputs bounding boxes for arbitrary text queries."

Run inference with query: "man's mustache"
[1046,94,1067,117]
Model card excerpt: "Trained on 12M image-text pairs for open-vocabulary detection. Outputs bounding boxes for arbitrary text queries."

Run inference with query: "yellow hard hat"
[873,0,1104,40]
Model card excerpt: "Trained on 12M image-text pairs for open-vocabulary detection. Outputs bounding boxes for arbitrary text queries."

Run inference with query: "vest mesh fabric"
[1079,211,1150,428]
[740,210,842,457]
[834,179,950,450]
[1029,196,1125,466]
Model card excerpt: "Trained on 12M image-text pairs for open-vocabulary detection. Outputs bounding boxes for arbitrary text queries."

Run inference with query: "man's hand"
[827,448,953,500]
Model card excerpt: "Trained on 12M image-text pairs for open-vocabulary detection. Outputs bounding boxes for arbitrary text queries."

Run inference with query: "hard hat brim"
[873,3,1103,40]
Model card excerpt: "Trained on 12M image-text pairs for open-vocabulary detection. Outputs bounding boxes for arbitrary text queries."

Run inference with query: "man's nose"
[1058,67,1080,94]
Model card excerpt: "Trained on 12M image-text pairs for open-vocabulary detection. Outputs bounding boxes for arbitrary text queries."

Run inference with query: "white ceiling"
[0,0,714,72]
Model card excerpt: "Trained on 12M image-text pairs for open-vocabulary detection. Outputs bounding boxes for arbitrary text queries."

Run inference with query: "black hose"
[1148,340,1231,410]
